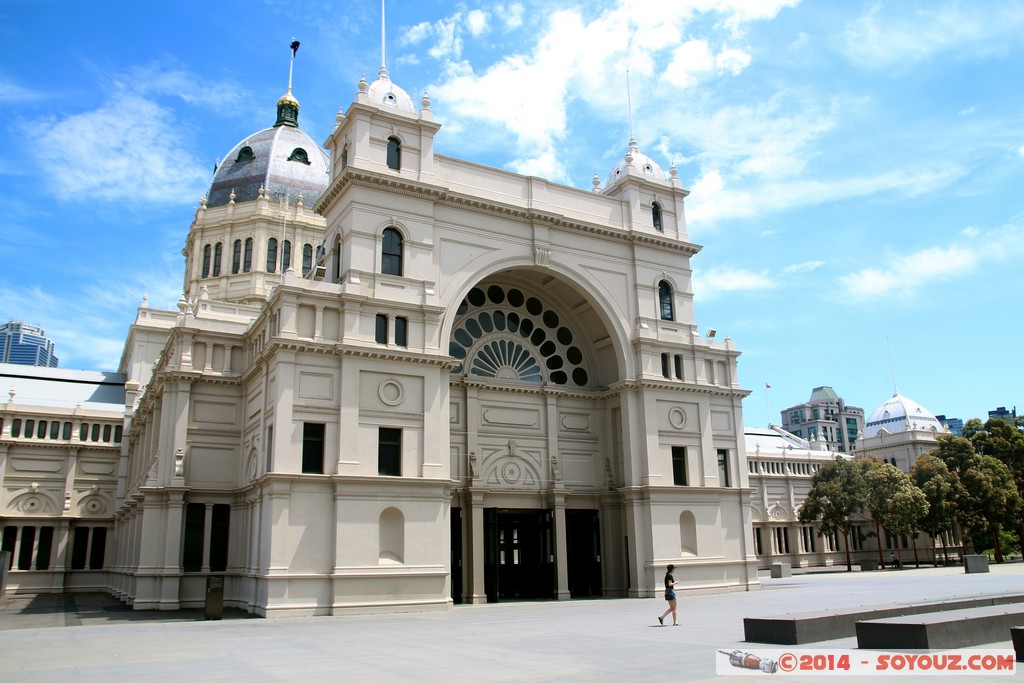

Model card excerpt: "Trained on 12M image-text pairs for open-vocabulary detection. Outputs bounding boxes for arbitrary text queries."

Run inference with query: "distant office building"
[780,386,865,453]
[988,406,1017,425]
[934,414,963,436]
[0,322,59,368]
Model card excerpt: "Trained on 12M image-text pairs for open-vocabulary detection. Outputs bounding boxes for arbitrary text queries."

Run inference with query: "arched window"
[232,240,242,274]
[386,136,401,170]
[212,242,223,276]
[267,238,278,273]
[381,227,403,276]
[287,147,310,164]
[282,240,291,272]
[333,237,341,282]
[201,245,211,278]
[652,201,663,231]
[235,146,255,163]
[658,280,674,321]
[243,238,253,272]
[302,243,313,277]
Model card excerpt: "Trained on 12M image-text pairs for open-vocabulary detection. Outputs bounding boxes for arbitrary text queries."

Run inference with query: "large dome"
[864,392,944,438]
[206,100,329,208]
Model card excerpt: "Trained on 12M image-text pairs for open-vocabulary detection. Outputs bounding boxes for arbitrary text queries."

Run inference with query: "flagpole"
[765,383,772,427]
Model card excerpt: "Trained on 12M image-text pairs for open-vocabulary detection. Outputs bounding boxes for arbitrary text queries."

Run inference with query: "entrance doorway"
[566,510,602,597]
[484,509,554,601]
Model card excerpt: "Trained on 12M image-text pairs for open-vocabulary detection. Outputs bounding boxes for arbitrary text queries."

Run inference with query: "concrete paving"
[1,563,1022,682]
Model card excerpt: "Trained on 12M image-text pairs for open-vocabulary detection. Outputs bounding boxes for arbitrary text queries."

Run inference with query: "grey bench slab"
[1011,626,1024,662]
[856,604,1024,650]
[744,593,1024,645]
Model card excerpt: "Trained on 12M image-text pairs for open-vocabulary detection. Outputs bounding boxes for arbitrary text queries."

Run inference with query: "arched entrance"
[447,273,624,603]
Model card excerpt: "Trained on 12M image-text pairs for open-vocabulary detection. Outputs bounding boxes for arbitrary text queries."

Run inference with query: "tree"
[935,434,1023,562]
[910,454,959,565]
[798,457,865,571]
[968,418,1024,551]
[959,455,1021,562]
[861,459,927,568]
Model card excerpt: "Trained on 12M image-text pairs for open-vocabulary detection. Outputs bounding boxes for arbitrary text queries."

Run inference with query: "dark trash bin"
[205,576,224,620]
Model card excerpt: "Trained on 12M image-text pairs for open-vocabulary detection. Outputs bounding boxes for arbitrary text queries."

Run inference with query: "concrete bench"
[965,554,990,573]
[769,563,791,578]
[1010,626,1023,662]
[744,593,1024,645]
[856,604,1024,650]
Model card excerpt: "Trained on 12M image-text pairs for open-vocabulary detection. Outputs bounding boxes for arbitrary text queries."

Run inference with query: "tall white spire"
[626,70,637,148]
[380,0,387,74]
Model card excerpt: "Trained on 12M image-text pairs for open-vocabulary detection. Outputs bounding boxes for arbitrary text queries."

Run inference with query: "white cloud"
[716,48,752,75]
[837,226,1024,300]
[663,40,715,89]
[498,4,525,30]
[31,93,210,204]
[782,260,825,275]
[466,10,489,37]
[958,106,976,116]
[0,75,47,103]
[961,226,980,237]
[693,266,777,300]
[841,3,1024,69]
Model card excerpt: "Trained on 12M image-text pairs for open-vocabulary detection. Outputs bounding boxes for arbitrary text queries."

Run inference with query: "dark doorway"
[566,509,602,597]
[484,508,554,602]
[450,508,463,604]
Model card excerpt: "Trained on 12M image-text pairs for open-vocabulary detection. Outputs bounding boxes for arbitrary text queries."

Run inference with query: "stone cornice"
[607,377,752,400]
[315,168,702,257]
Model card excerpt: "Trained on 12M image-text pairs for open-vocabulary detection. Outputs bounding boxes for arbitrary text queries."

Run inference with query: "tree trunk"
[843,528,852,571]
[993,524,1003,563]
[875,518,885,567]
[912,534,920,568]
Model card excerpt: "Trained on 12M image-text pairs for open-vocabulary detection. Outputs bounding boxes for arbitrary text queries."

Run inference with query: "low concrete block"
[744,593,1024,645]
[860,559,880,571]
[856,605,1024,650]
[965,555,990,574]
[770,563,791,578]
[1011,626,1024,663]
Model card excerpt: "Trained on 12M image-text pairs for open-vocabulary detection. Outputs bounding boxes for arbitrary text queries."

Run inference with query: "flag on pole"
[291,40,300,56]
[765,383,771,389]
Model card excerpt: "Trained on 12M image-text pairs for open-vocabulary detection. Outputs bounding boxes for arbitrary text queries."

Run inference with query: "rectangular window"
[671,446,687,486]
[209,505,230,572]
[674,354,683,379]
[182,503,206,572]
[754,527,763,555]
[265,425,274,473]
[102,424,112,442]
[11,419,21,437]
[378,427,402,476]
[24,419,34,438]
[661,353,671,378]
[375,314,388,344]
[49,421,60,439]
[91,424,100,441]
[114,425,122,443]
[37,420,47,438]
[717,448,730,487]
[302,422,326,474]
[394,316,408,347]
[63,422,72,439]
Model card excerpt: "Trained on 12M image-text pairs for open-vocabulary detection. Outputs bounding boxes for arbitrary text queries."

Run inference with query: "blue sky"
[1,0,1022,425]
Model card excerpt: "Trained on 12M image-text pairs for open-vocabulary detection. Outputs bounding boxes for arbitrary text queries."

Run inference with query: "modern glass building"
[0,321,59,368]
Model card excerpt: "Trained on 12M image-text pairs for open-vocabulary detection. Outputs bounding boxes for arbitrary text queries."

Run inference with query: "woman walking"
[658,564,678,626]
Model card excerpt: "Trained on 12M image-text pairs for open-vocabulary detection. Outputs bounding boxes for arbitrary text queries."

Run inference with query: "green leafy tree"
[935,434,1022,561]
[798,457,865,571]
[861,459,922,568]
[959,454,1021,562]
[910,454,959,565]
[968,418,1024,550]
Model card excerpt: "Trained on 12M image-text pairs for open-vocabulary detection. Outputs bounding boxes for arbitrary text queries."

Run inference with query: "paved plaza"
[1,564,1022,682]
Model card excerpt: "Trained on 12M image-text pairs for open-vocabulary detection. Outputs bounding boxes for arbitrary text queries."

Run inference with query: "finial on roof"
[358,74,369,94]
[592,172,601,192]
[275,39,301,128]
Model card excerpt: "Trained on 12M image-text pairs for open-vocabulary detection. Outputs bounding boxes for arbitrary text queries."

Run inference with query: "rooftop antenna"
[381,0,387,73]
[288,38,300,92]
[887,336,899,396]
[626,70,637,149]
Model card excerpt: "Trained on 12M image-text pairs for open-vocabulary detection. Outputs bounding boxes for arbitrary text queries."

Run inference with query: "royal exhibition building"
[0,49,955,616]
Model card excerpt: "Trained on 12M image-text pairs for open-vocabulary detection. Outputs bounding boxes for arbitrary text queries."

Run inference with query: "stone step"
[856,604,1024,650]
